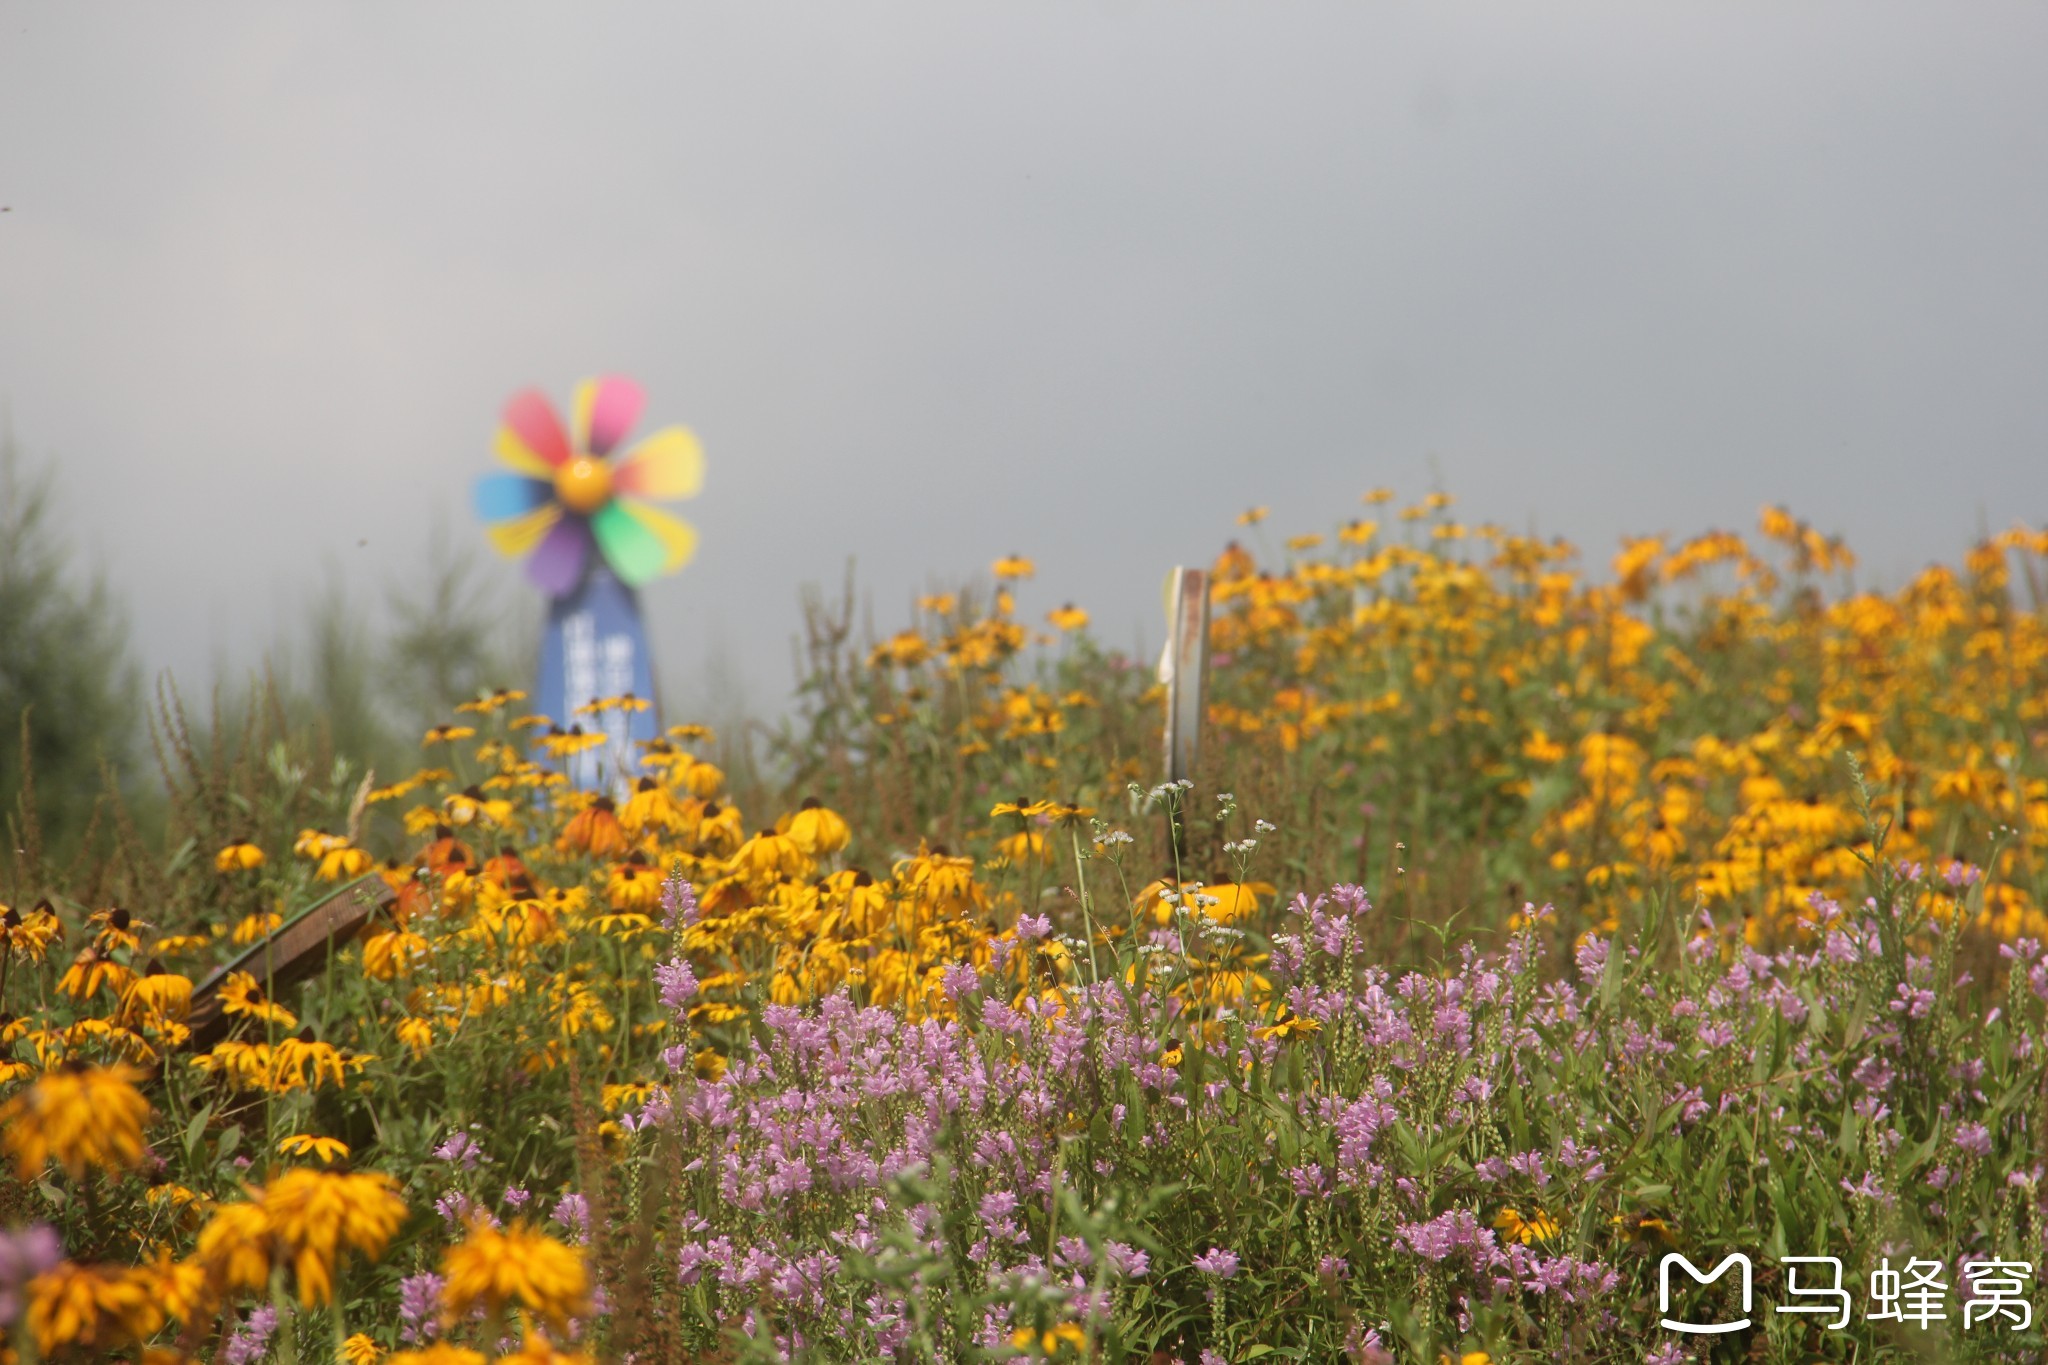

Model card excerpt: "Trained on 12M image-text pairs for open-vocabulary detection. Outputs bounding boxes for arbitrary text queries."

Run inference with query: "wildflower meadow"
[5,495,2048,1363]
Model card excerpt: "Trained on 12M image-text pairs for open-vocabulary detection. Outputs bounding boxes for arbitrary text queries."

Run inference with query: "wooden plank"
[185,875,394,1050]
[1161,566,1210,785]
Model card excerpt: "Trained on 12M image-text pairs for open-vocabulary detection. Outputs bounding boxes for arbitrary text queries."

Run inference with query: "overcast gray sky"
[4,3,2046,717]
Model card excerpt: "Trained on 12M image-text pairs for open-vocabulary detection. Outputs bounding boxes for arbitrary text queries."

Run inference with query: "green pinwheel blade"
[590,499,668,587]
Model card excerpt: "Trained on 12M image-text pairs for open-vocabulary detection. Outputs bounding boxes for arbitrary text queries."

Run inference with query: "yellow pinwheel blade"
[613,427,705,501]
[486,504,562,560]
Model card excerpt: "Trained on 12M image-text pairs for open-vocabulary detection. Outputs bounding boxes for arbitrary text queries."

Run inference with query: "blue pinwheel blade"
[474,474,554,524]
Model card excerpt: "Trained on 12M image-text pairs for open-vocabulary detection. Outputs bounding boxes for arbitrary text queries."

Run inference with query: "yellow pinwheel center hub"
[555,456,613,515]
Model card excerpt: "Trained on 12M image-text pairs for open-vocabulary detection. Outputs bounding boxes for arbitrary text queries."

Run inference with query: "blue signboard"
[535,561,660,792]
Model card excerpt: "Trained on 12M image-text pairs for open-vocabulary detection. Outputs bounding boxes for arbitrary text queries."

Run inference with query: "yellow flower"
[26,1262,164,1354]
[386,1350,487,1365]
[557,796,628,857]
[444,784,513,827]
[396,1016,436,1057]
[1237,506,1269,526]
[991,553,1036,581]
[295,828,349,859]
[730,829,810,883]
[194,1200,275,1296]
[495,1328,595,1365]
[605,859,663,913]
[342,1332,384,1365]
[455,686,526,715]
[277,1133,352,1164]
[214,841,266,873]
[232,910,286,944]
[56,947,134,1002]
[219,970,299,1029]
[319,844,374,882]
[1,1061,152,1180]
[619,776,689,835]
[423,723,477,746]
[1,900,64,961]
[1493,1207,1559,1246]
[122,965,194,1022]
[261,1167,408,1306]
[784,798,851,857]
[1046,603,1089,631]
[1362,486,1394,504]
[990,798,1054,819]
[1009,1322,1087,1356]
[440,1219,590,1332]
[538,725,608,758]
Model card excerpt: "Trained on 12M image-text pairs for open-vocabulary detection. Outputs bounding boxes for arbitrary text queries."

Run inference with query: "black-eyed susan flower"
[990,798,1055,819]
[386,1348,486,1365]
[2,901,63,962]
[557,795,628,857]
[1010,1322,1088,1357]
[538,724,608,759]
[259,1167,407,1306]
[783,797,850,857]
[620,776,689,836]
[395,1016,435,1057]
[1493,1207,1560,1245]
[193,1199,273,1297]
[423,723,476,747]
[214,841,265,873]
[122,962,193,1023]
[1,1061,152,1180]
[605,856,663,914]
[231,909,285,945]
[56,948,134,1003]
[455,686,527,715]
[991,553,1035,581]
[219,971,298,1029]
[277,1133,351,1164]
[1046,603,1089,631]
[1236,506,1269,526]
[731,829,809,883]
[88,906,144,955]
[25,1261,163,1355]
[443,784,512,828]
[440,1218,590,1332]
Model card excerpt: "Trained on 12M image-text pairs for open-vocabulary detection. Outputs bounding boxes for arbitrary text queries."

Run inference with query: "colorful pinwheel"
[474,377,705,597]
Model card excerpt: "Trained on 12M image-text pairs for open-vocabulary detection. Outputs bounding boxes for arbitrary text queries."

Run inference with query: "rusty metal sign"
[1159,566,1210,786]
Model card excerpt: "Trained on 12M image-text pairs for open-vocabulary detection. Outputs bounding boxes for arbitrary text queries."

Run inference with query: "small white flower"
[1254,819,1277,833]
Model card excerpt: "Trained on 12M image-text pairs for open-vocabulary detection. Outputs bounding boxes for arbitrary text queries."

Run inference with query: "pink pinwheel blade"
[527,515,593,597]
[503,389,572,468]
[577,376,645,457]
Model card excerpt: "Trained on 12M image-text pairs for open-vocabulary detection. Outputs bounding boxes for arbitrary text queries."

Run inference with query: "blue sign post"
[536,562,661,791]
